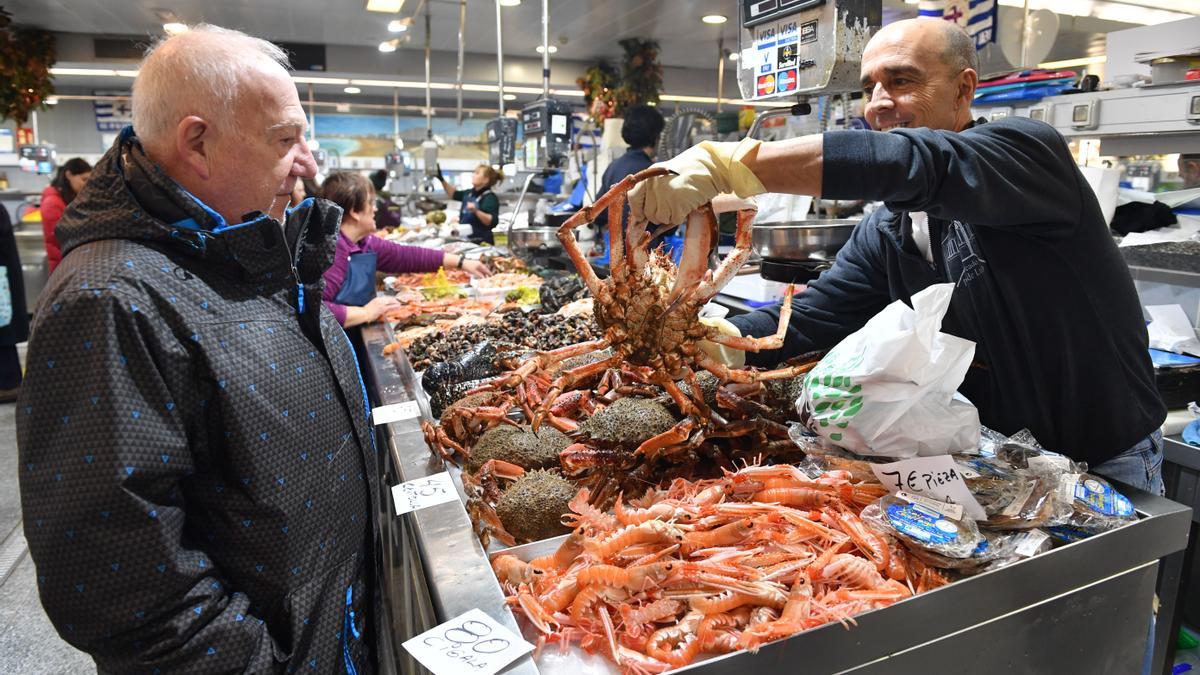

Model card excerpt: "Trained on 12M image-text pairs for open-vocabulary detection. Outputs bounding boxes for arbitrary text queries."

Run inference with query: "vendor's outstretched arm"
[820,118,1083,232]
[729,218,892,367]
[742,134,824,198]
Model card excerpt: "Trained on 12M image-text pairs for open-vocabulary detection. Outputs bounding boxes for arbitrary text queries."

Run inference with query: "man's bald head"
[132,25,291,155]
[869,18,978,76]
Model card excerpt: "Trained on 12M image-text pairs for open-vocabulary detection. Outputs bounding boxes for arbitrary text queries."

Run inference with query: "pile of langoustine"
[491,463,947,674]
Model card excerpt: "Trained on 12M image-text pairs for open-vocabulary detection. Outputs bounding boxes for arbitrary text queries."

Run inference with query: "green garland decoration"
[0,7,57,128]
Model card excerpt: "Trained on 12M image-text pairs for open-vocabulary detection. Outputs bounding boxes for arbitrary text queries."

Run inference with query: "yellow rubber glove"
[628,138,767,225]
[698,316,747,369]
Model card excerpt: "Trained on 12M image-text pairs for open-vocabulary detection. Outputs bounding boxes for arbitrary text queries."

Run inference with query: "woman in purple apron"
[319,172,491,327]
[437,164,503,244]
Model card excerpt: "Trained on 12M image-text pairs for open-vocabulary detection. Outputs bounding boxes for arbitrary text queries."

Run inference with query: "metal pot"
[508,227,563,252]
[751,219,859,261]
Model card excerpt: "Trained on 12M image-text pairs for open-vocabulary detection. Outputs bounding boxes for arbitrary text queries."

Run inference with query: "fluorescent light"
[344,86,362,94]
[499,0,521,6]
[292,76,351,84]
[660,92,791,108]
[163,22,188,35]
[1037,55,1106,69]
[45,97,59,105]
[535,45,558,54]
[702,14,728,24]
[366,0,404,12]
[503,93,516,101]
[379,40,397,52]
[387,19,408,32]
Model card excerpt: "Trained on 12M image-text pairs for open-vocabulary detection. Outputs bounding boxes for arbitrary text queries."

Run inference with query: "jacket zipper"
[292,263,305,315]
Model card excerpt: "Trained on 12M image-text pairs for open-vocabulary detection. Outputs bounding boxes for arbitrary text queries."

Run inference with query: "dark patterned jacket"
[18,128,380,674]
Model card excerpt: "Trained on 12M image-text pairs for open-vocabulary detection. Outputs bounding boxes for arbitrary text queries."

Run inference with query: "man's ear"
[175,115,213,181]
[956,68,979,111]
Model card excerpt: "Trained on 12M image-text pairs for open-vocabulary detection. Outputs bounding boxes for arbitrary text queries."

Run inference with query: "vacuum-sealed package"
[975,473,1067,530]
[975,529,1055,573]
[1050,472,1138,537]
[862,495,984,560]
[906,529,1009,571]
[983,428,1087,476]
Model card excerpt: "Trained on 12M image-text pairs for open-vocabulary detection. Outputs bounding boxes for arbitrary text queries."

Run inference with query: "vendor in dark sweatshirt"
[594,104,666,239]
[629,18,1166,493]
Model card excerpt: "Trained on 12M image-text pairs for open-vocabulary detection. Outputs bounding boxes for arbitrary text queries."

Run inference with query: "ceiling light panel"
[366,0,405,13]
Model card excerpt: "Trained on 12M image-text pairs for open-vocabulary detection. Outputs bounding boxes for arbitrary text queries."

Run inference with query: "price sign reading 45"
[870,455,987,520]
[402,608,533,675]
[391,472,459,516]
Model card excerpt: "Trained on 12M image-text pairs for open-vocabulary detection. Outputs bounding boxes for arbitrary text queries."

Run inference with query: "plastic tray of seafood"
[359,320,1190,675]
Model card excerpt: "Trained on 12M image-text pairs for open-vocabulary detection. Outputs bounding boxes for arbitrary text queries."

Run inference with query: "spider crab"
[505,165,817,432]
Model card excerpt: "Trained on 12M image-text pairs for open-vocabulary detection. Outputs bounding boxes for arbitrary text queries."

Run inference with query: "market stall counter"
[357,321,1191,675]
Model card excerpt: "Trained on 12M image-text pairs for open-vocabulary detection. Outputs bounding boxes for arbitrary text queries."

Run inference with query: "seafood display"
[391,268,471,288]
[369,164,1158,675]
[402,311,602,371]
[422,169,828,547]
[473,271,546,290]
[492,464,932,673]
[383,297,498,328]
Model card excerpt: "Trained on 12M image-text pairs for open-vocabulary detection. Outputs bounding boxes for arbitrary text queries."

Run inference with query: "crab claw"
[634,419,697,460]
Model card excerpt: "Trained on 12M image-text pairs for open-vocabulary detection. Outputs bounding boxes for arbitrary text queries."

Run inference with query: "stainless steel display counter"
[356,322,1192,675]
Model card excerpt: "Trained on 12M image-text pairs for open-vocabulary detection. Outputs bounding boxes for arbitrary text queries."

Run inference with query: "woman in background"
[320,172,491,327]
[437,164,502,244]
[40,157,92,273]
[0,202,28,402]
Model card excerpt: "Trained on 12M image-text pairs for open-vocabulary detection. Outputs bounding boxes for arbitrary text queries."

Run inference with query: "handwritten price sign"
[402,608,533,675]
[871,455,987,520]
[391,472,459,516]
[373,400,421,426]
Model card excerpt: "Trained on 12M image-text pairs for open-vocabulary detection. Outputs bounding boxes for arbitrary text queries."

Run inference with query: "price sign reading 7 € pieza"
[870,455,987,521]
[391,472,459,516]
[402,608,533,675]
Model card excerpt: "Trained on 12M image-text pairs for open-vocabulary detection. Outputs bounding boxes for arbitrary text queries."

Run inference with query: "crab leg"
[703,284,796,354]
[532,353,624,431]
[496,339,610,386]
[695,351,819,384]
[696,207,757,301]
[667,205,718,307]
[635,419,697,459]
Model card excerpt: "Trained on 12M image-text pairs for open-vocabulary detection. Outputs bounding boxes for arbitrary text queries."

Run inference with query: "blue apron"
[460,188,495,244]
[333,251,378,307]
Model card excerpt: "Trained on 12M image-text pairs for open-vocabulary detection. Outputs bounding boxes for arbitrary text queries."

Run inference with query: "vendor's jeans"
[1091,430,1165,496]
[1091,430,1165,675]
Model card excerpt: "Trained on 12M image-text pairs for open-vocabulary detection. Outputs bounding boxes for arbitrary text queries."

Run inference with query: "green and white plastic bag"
[797,283,980,458]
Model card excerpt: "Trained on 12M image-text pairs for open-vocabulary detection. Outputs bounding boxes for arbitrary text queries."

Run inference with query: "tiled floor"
[0,398,96,673]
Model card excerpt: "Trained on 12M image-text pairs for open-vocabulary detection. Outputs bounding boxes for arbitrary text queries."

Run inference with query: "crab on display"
[421,168,830,546]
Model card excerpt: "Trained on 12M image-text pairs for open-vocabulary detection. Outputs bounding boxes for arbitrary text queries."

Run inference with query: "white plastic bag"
[797,283,980,458]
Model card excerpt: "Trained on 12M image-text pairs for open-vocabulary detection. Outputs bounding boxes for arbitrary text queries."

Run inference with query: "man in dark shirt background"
[594,104,666,249]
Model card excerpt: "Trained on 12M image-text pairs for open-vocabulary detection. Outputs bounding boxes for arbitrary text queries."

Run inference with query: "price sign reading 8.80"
[391,472,459,516]
[403,608,533,675]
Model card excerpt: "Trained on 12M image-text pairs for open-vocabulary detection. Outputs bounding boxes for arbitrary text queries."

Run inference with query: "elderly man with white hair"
[18,25,381,673]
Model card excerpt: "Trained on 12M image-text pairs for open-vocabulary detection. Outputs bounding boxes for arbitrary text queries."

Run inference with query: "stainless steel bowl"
[751,219,859,261]
[508,227,563,252]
